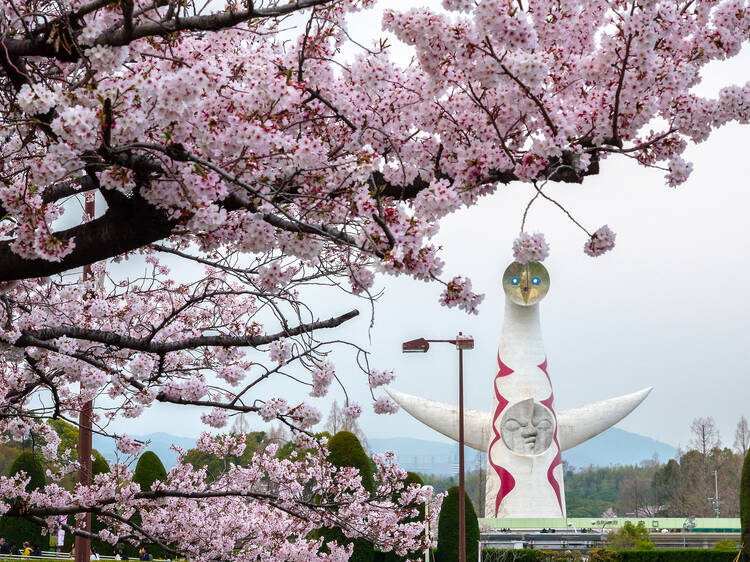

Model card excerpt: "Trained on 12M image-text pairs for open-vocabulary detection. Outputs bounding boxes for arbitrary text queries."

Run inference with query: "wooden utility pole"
[75,196,95,562]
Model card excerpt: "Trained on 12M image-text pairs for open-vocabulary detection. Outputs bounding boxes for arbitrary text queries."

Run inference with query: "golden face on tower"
[502,262,550,306]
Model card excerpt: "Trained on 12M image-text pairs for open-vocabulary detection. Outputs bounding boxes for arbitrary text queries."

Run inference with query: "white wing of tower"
[385,386,652,452]
[385,388,491,451]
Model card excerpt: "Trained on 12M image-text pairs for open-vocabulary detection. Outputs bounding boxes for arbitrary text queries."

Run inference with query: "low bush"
[616,550,738,562]
[0,451,49,549]
[713,540,739,552]
[481,549,583,562]
[480,549,738,562]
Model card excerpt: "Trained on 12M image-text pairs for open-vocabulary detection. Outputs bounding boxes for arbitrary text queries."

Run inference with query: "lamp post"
[403,333,474,562]
[682,517,696,548]
[708,470,721,518]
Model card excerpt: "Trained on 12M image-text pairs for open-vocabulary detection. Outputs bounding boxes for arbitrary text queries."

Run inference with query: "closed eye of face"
[503,420,521,431]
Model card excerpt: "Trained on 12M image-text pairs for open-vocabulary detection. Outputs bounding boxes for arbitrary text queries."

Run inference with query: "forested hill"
[563,427,677,468]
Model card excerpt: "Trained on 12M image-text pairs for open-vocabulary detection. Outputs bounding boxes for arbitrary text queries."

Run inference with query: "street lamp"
[682,517,696,548]
[402,333,474,562]
[708,470,722,518]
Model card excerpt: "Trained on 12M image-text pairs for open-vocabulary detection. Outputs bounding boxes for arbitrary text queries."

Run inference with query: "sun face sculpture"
[502,261,550,306]
[500,398,555,455]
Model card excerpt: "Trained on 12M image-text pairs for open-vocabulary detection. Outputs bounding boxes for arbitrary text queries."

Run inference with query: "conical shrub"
[318,431,375,562]
[436,486,479,562]
[0,451,48,549]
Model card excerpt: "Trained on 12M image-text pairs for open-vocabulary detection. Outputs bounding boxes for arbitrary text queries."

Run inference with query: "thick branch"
[3,0,333,59]
[17,309,359,353]
[0,192,176,282]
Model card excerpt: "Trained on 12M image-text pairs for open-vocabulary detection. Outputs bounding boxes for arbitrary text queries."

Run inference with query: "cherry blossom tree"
[1,0,749,558]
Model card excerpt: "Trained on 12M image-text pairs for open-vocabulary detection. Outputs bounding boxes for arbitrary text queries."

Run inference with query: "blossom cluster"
[584,225,617,257]
[373,397,400,415]
[512,233,550,264]
[439,276,485,315]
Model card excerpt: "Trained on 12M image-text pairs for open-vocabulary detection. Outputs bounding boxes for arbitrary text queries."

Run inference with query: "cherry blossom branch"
[610,34,633,147]
[3,0,335,59]
[16,309,359,353]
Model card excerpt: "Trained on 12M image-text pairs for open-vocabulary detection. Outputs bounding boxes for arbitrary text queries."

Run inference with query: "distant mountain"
[92,427,676,473]
[93,432,196,469]
[370,428,677,475]
[369,437,483,475]
[561,427,677,468]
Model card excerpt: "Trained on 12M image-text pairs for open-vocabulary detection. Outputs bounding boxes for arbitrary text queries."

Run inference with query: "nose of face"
[521,423,537,438]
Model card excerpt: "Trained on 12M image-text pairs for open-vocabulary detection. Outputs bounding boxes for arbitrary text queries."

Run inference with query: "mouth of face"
[523,437,537,448]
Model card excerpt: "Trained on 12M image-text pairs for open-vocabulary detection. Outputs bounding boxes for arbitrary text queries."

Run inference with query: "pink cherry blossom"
[439,276,485,315]
[343,403,363,419]
[116,435,144,457]
[310,361,336,397]
[373,397,400,415]
[513,232,550,264]
[369,369,395,388]
[584,225,617,257]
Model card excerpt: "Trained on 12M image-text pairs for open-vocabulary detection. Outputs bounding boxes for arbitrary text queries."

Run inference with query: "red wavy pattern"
[538,358,563,512]
[497,353,514,377]
[489,354,516,516]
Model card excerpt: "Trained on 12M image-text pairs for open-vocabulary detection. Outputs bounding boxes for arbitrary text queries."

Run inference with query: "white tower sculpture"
[387,261,652,518]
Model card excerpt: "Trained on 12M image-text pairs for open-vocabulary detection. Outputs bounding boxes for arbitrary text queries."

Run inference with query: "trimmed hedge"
[481,549,739,562]
[382,472,427,562]
[90,450,113,556]
[436,486,479,562]
[131,451,168,558]
[133,451,167,491]
[741,450,750,561]
[327,431,374,492]
[609,551,738,562]
[316,431,375,562]
[0,451,48,549]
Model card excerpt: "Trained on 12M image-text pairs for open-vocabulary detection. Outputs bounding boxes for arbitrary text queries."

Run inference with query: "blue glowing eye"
[511,277,520,285]
[532,277,541,285]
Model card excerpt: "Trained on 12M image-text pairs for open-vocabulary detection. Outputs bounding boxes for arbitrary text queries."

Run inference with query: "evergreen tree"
[0,451,48,549]
[327,431,374,493]
[90,451,113,555]
[435,486,479,562]
[318,431,374,562]
[383,472,426,562]
[92,450,110,477]
[133,451,168,491]
[131,451,168,557]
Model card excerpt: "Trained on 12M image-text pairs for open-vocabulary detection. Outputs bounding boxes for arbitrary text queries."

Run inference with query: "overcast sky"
[108,1,750,453]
